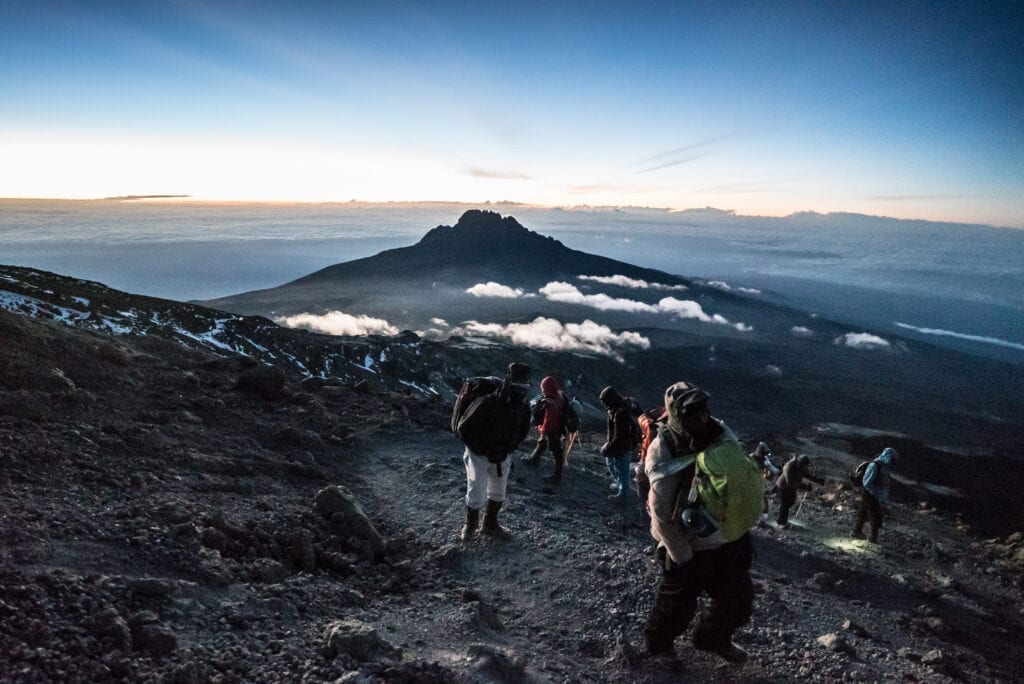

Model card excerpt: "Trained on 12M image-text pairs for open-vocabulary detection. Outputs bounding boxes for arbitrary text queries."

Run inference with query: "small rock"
[322,619,400,661]
[816,632,854,655]
[842,619,870,638]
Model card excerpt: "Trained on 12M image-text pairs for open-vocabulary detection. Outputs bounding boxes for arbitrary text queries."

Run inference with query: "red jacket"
[538,376,567,435]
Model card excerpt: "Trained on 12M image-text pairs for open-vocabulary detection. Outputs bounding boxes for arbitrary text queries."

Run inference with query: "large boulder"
[314,485,386,557]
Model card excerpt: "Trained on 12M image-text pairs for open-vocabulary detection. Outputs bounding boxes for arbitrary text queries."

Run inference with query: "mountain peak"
[417,210,562,249]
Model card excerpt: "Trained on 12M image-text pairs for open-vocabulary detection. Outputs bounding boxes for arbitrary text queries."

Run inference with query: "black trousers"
[777,487,798,525]
[644,534,754,654]
[854,492,883,536]
[529,433,564,463]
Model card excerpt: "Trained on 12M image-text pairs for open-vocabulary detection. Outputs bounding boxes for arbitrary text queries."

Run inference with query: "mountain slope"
[3,307,1024,681]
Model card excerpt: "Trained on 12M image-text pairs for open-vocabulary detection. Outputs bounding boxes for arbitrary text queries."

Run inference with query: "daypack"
[530,394,580,433]
[529,395,545,427]
[452,376,527,461]
[662,427,765,542]
[563,399,580,433]
[637,406,667,461]
[849,460,871,488]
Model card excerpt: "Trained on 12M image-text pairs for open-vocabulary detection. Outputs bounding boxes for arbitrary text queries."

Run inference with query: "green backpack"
[674,435,765,542]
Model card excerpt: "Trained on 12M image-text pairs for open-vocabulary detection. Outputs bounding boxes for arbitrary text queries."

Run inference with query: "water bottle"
[681,505,717,538]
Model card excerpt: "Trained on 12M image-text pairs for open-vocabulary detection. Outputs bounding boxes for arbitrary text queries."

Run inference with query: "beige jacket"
[645,421,736,564]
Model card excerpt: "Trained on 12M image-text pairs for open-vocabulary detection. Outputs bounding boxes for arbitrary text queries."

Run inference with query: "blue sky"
[1,1,1022,226]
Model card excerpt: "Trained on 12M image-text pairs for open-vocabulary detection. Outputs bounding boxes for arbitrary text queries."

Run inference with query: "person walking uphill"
[523,376,569,485]
[599,386,635,499]
[852,447,898,543]
[451,363,532,542]
[775,454,824,528]
[643,382,764,664]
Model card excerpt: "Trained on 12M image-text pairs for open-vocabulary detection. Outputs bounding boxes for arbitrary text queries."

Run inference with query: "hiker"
[775,454,824,528]
[852,447,898,543]
[599,386,635,499]
[635,406,668,511]
[749,442,780,525]
[644,382,762,664]
[523,376,570,485]
[452,362,532,541]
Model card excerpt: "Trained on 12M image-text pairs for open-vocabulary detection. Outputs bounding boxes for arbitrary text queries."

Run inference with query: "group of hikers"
[451,362,899,664]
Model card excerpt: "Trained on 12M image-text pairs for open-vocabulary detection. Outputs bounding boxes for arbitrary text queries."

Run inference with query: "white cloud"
[540,281,659,313]
[430,317,449,327]
[656,297,713,322]
[451,316,650,361]
[734,322,754,332]
[578,274,687,291]
[707,280,760,295]
[790,326,814,337]
[834,332,891,350]
[466,282,525,298]
[276,311,399,336]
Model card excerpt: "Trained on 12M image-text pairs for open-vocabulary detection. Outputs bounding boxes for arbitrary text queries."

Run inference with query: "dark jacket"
[776,458,824,492]
[606,405,634,454]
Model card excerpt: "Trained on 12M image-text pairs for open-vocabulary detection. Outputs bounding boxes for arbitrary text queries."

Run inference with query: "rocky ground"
[3,307,1024,682]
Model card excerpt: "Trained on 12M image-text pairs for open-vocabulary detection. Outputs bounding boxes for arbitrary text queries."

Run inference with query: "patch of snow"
[73,296,90,306]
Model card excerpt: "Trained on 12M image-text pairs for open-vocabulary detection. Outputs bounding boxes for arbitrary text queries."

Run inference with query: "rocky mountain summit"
[3,283,1024,681]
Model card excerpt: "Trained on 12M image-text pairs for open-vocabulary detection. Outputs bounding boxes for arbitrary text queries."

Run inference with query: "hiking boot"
[522,454,540,466]
[697,641,748,665]
[460,506,480,542]
[481,500,511,540]
[850,529,866,540]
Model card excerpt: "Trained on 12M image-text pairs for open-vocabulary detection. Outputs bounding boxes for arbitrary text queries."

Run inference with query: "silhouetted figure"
[452,362,531,541]
[644,382,759,665]
[523,376,569,485]
[775,455,824,527]
[599,386,635,499]
[852,447,898,543]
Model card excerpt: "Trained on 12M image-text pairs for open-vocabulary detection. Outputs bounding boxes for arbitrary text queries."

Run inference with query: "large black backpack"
[452,377,528,462]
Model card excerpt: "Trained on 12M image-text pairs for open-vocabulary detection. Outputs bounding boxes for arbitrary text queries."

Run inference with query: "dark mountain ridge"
[288,209,693,289]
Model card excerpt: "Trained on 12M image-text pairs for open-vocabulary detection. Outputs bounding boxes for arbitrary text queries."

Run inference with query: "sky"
[1,1,1022,227]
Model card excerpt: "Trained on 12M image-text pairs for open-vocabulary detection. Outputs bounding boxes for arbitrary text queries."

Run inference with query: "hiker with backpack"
[523,376,576,486]
[635,406,668,511]
[643,382,763,664]
[749,442,780,527]
[851,447,898,543]
[598,386,638,500]
[775,454,824,528]
[451,362,532,541]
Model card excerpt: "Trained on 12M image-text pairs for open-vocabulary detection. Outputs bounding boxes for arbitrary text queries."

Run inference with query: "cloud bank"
[276,311,400,336]
[578,274,688,291]
[540,281,659,313]
[451,316,650,360]
[895,322,1024,352]
[834,332,891,350]
[466,282,525,298]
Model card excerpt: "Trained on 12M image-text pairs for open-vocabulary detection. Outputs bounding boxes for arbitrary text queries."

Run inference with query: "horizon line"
[0,196,1018,230]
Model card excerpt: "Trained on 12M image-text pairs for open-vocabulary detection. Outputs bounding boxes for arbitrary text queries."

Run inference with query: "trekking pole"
[794,489,810,520]
[564,431,578,464]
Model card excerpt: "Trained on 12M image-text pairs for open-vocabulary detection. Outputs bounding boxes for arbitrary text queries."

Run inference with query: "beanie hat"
[507,362,531,386]
[664,381,710,434]
[599,386,622,406]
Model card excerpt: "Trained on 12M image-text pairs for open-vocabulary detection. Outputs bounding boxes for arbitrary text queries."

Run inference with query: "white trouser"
[463,447,510,509]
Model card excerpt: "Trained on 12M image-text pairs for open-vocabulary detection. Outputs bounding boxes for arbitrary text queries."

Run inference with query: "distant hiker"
[749,442,780,526]
[451,362,532,541]
[635,406,668,510]
[523,376,574,485]
[851,447,898,543]
[775,454,824,528]
[599,386,637,499]
[644,382,763,664]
